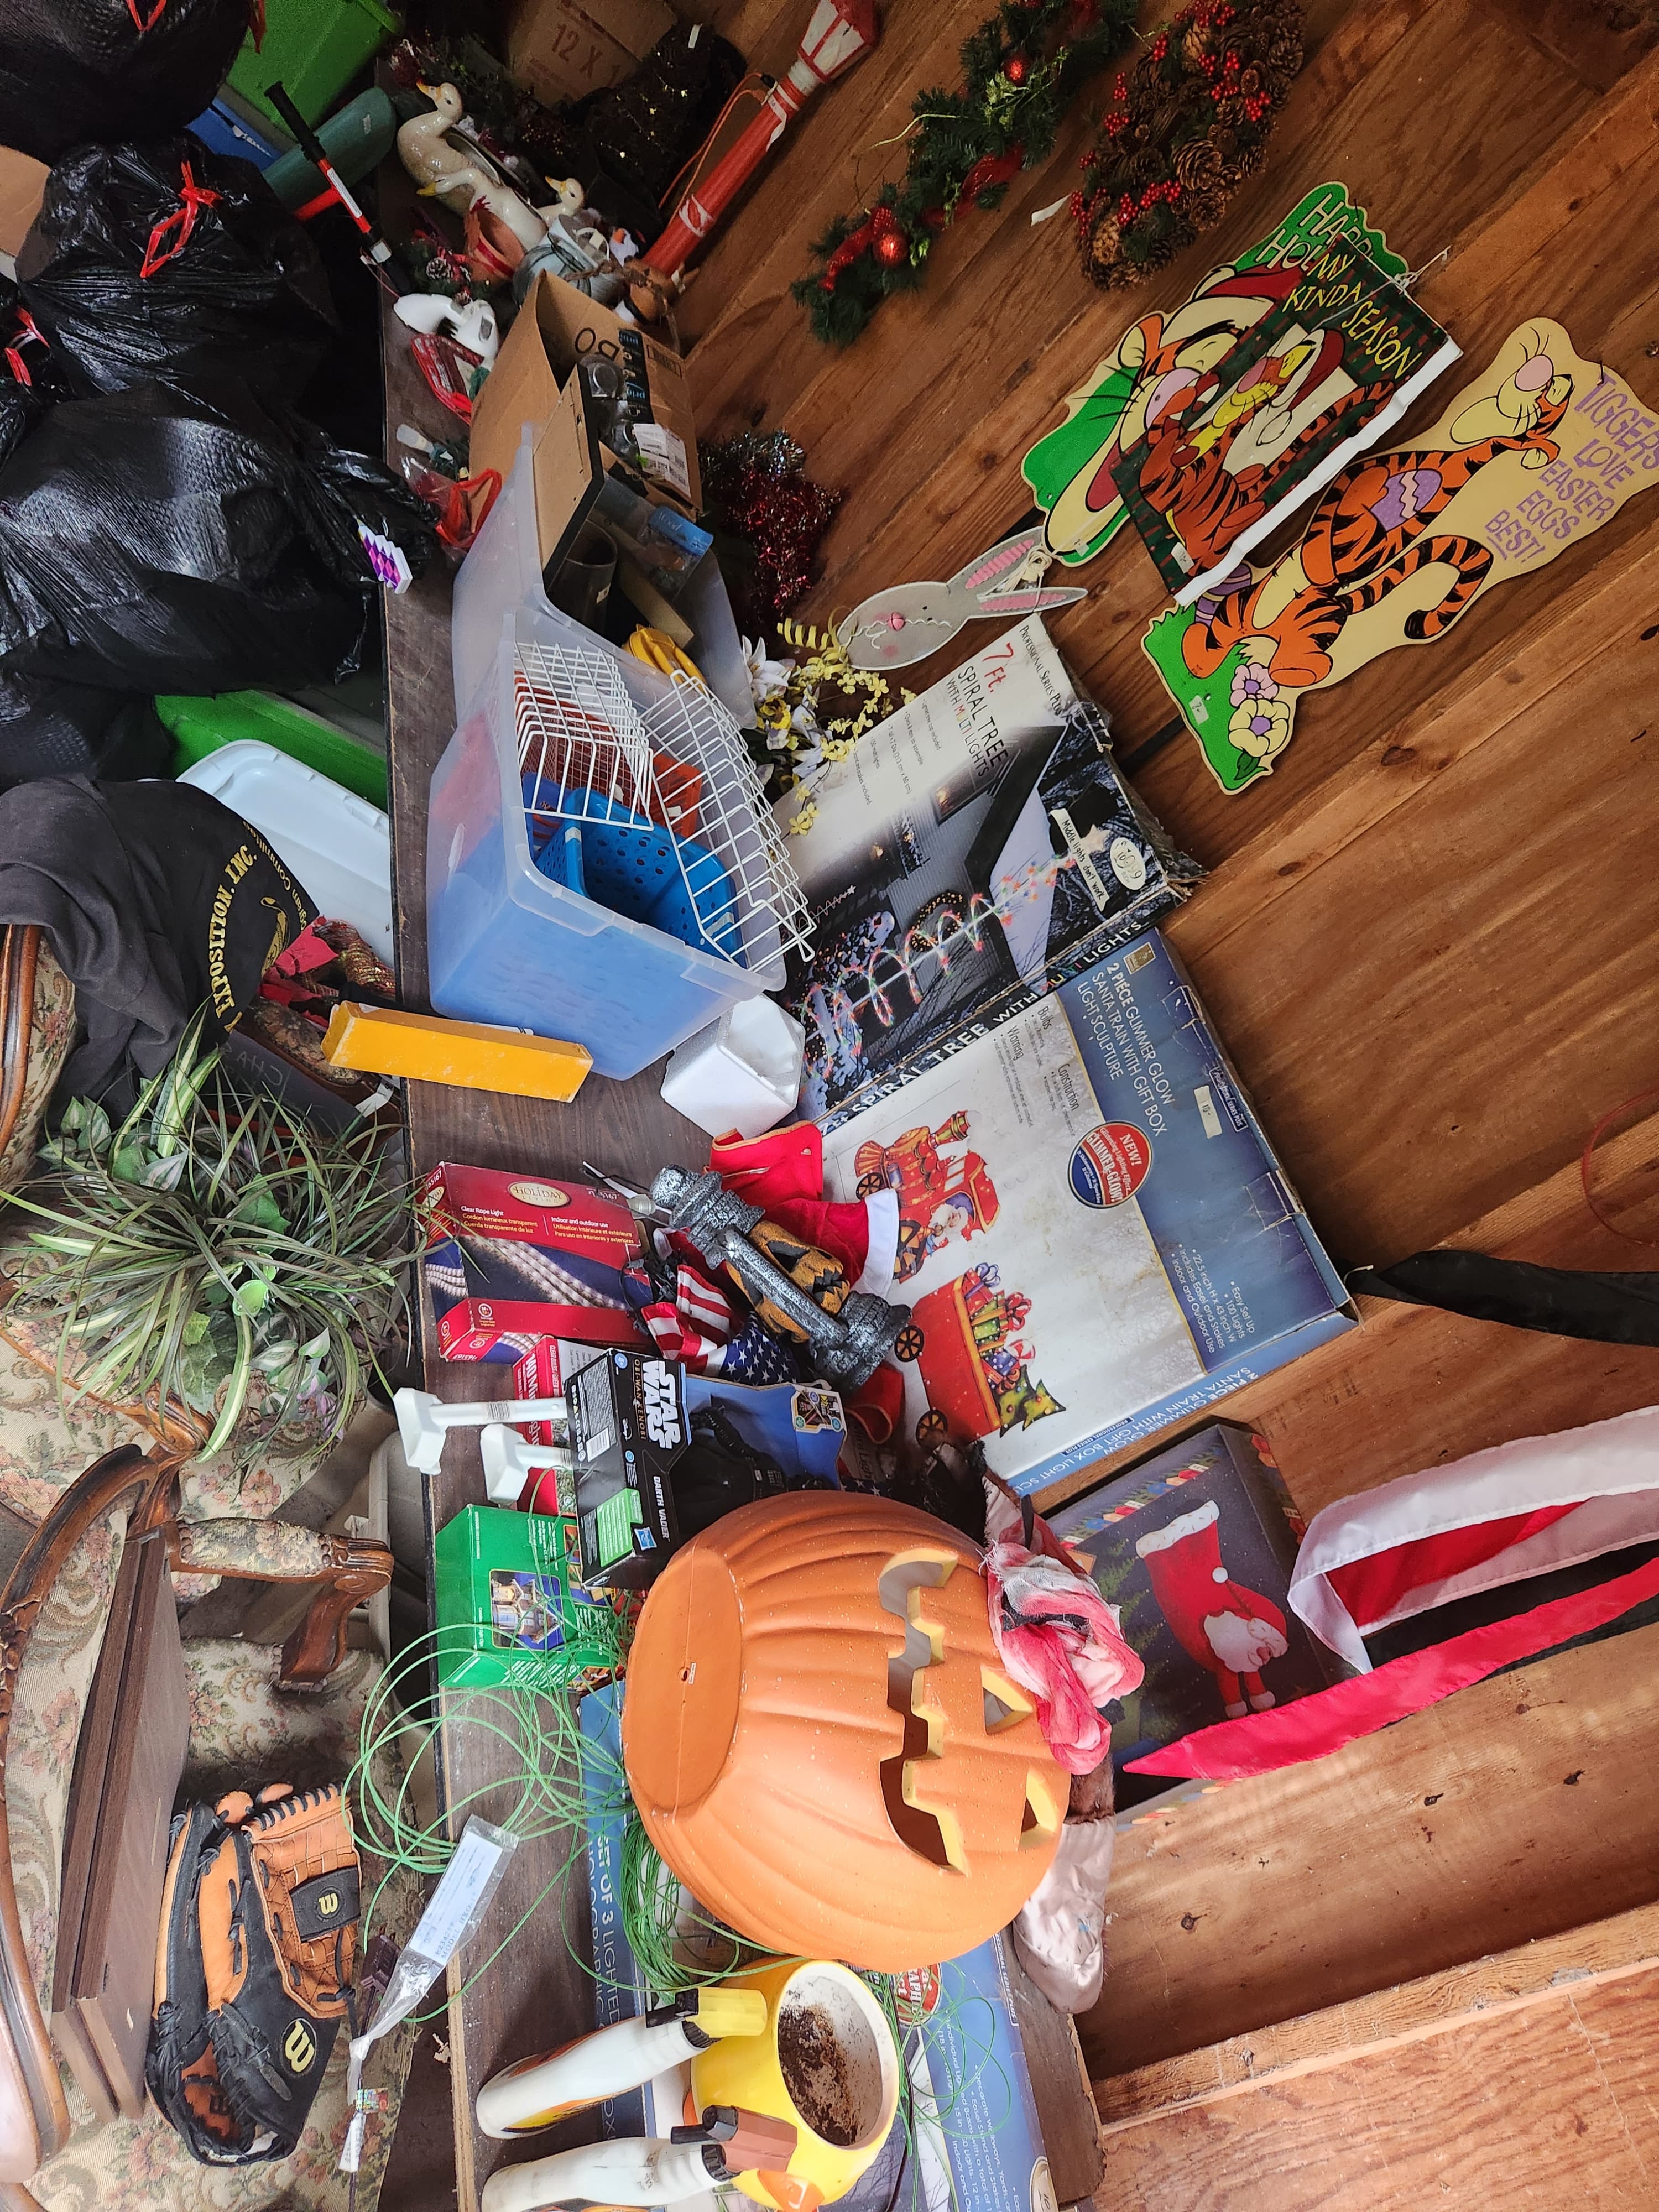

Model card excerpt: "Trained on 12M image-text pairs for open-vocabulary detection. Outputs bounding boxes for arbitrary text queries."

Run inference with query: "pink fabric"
[983,1481,1144,1773]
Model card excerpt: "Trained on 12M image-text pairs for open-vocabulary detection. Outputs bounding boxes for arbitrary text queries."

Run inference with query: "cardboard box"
[467,268,700,538]
[420,1160,651,1362]
[0,147,46,262]
[432,1503,622,1688]
[506,0,674,107]
[1044,1423,1348,1812]
[825,930,1355,1495]
[785,617,1195,1130]
[556,1343,849,1589]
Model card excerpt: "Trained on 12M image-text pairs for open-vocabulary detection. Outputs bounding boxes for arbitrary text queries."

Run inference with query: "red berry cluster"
[1115,175,1182,225]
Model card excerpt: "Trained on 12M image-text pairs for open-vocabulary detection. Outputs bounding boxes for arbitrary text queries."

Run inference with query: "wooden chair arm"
[0,1447,180,2183]
[0,929,40,1166]
[166,1522,393,1693]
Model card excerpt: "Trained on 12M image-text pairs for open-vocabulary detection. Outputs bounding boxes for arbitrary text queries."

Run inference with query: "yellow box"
[321,1004,591,1102]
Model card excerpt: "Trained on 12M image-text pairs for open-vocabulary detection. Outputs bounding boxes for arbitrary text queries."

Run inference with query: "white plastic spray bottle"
[476,1986,768,2140]
[479,2105,796,2212]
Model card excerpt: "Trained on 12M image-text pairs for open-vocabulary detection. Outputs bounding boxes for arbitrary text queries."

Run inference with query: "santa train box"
[1044,1423,1348,1811]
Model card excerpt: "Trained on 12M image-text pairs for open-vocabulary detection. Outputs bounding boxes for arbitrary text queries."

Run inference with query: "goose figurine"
[397,82,496,212]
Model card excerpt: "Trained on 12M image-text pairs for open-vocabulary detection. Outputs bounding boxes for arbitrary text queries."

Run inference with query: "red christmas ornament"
[1005,51,1029,82]
[875,228,906,267]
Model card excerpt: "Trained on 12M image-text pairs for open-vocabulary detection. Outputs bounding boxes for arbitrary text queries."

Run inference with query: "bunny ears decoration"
[836,526,1088,670]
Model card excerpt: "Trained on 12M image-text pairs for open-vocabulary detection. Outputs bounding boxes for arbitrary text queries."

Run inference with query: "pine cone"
[1181,20,1215,65]
[1238,62,1264,95]
[1215,93,1250,127]
[1083,211,1124,285]
[1185,183,1230,230]
[1262,14,1305,75]
[1209,123,1240,156]
[1174,134,1224,189]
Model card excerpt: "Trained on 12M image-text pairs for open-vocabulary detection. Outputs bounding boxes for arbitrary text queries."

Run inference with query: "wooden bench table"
[378,291,1106,2211]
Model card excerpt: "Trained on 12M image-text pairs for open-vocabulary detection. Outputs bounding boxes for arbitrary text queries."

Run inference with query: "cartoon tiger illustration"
[1136,347,1391,578]
[1183,340,1575,688]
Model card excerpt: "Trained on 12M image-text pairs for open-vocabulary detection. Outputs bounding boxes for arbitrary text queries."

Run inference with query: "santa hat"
[1128,1402,1659,1781]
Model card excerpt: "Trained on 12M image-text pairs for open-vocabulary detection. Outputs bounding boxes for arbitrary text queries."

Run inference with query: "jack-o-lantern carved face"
[623,1494,1066,1974]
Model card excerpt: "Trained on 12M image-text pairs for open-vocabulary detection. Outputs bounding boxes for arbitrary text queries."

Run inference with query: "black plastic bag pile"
[0,134,436,781]
[0,0,252,165]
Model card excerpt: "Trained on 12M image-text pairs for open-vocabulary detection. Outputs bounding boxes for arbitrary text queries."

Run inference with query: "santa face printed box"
[822,929,1354,1494]
[1043,1423,1344,1809]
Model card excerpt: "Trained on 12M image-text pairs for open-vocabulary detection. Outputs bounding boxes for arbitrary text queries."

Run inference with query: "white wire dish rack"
[512,638,811,979]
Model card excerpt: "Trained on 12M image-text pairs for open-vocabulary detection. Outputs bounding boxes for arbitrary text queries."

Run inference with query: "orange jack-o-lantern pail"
[622,1492,1066,1973]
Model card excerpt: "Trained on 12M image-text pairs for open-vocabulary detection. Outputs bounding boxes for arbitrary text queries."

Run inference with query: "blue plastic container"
[427,608,787,1081]
[188,96,289,166]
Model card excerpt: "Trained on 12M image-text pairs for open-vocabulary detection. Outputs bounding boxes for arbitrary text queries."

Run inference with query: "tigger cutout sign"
[1143,321,1659,792]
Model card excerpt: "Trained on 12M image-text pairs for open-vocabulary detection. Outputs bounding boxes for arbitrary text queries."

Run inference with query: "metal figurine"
[648,1165,911,1392]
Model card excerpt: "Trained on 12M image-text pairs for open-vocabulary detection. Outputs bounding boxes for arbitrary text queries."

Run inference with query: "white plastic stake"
[395,1386,568,1474]
[480,1422,575,1505]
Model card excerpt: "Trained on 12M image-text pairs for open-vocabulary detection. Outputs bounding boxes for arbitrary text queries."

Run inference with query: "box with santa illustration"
[1044,1423,1348,1811]
[822,929,1355,1495]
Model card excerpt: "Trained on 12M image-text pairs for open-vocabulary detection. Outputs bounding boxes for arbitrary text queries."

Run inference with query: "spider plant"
[2,1015,415,1465]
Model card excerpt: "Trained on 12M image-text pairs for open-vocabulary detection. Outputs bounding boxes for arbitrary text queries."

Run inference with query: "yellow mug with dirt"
[689,1960,900,2211]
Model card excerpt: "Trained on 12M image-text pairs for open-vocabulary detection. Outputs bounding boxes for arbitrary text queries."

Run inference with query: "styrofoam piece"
[179,739,393,964]
[660,996,806,1139]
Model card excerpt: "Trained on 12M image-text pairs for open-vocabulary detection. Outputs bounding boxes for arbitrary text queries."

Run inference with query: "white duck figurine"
[400,82,511,211]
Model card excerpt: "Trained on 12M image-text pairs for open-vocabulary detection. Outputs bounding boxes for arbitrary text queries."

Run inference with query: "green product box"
[432,1505,618,1692]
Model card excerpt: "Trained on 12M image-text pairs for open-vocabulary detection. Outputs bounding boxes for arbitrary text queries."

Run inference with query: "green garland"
[795,0,1138,348]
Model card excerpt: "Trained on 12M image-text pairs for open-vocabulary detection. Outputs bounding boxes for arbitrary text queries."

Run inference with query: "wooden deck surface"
[674,0,1659,2200]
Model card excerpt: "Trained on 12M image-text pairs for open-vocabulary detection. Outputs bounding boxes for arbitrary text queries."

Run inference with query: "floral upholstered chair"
[0,932,75,1203]
[0,1445,420,2212]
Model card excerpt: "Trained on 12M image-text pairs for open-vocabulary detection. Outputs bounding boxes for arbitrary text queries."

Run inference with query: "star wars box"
[562,1349,687,1593]
[561,1348,850,1591]
[1043,1423,1346,1812]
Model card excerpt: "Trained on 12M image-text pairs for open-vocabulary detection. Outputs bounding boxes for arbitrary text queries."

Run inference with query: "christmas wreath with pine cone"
[1072,0,1303,289]
[796,0,1138,348]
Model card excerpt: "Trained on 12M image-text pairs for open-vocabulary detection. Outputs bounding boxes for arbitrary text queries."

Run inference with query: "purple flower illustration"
[1230,659,1279,709]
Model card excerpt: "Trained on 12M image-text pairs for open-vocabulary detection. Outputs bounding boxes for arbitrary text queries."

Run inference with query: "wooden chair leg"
[165,1525,393,1692]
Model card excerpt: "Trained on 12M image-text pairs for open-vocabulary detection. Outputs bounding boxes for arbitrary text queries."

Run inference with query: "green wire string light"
[346,1630,1017,2157]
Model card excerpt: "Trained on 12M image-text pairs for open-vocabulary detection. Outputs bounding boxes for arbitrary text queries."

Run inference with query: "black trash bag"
[0,378,437,697]
[0,275,74,467]
[18,139,339,408]
[0,671,171,786]
[0,0,252,166]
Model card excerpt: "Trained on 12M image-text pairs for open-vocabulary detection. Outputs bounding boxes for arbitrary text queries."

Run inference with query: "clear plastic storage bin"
[452,428,753,727]
[428,605,809,1080]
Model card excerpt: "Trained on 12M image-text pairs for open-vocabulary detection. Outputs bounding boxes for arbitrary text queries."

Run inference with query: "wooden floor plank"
[1094,1968,1659,2210]
[1095,1899,1659,2130]
[1078,1624,1659,2079]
